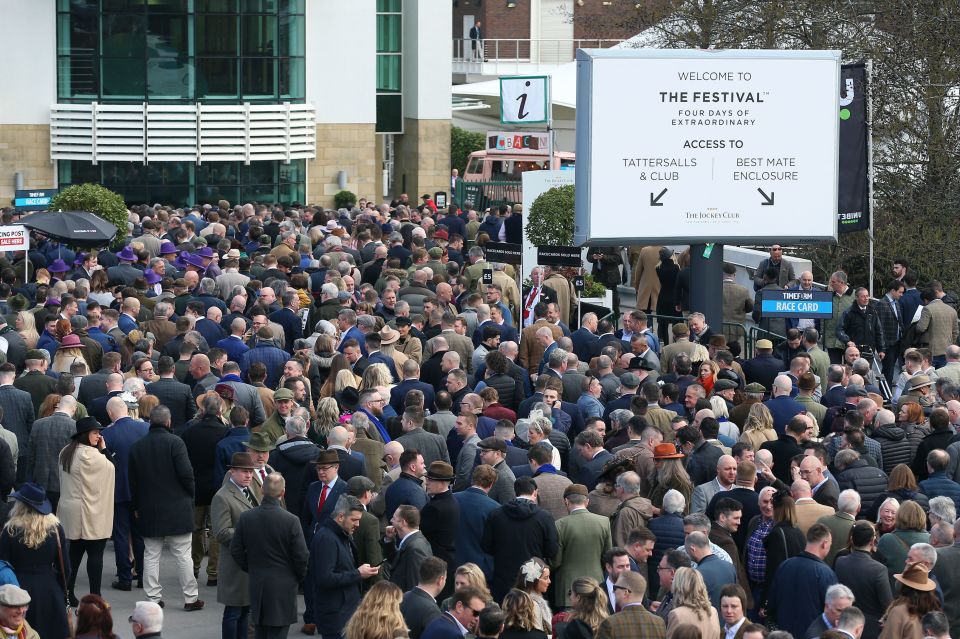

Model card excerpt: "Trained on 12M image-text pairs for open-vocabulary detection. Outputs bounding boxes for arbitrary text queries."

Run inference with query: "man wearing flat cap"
[0,584,37,639]
[211,452,259,639]
[477,437,516,505]
[420,462,460,599]
[553,484,612,608]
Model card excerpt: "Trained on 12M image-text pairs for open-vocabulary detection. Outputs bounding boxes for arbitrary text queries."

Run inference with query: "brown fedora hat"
[425,461,455,482]
[313,449,341,466]
[227,452,256,470]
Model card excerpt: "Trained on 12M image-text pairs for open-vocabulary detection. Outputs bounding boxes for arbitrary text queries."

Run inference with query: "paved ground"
[72,541,306,639]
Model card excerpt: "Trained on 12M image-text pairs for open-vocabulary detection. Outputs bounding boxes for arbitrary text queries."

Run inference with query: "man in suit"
[468,20,483,59]
[792,479,836,535]
[101,396,150,591]
[477,437,517,504]
[452,465,499,575]
[875,280,906,382]
[573,429,613,490]
[400,557,447,639]
[326,426,366,482]
[390,360,436,416]
[570,312,599,365]
[211,452,259,639]
[231,473,310,639]
[691,455,737,515]
[760,416,807,485]
[763,375,806,435]
[300,449,349,544]
[383,504,434,592]
[310,494,380,639]
[834,522,892,639]
[917,287,960,368]
[128,405,203,610]
[719,584,750,639]
[14,350,57,415]
[217,361,267,429]
[25,394,76,510]
[553,484,612,609]
[147,355,197,432]
[595,571,666,639]
[722,264,753,344]
[519,303,563,375]
[420,462,460,598]
[420,586,486,639]
[685,531,737,611]
[396,408,450,467]
[365,332,400,382]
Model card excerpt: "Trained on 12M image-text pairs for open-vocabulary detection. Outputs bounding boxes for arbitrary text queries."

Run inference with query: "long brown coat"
[58,444,116,540]
[632,245,663,311]
[519,320,563,374]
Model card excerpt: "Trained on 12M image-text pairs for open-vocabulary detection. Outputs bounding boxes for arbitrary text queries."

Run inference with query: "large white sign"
[574,49,840,246]
[0,226,29,251]
[500,76,549,125]
[521,170,576,283]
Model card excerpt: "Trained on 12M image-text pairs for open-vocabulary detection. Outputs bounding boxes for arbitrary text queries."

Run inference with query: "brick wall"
[0,125,55,206]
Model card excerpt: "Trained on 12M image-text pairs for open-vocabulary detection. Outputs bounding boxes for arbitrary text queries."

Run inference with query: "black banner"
[838,63,869,233]
[537,245,582,267]
[484,241,523,265]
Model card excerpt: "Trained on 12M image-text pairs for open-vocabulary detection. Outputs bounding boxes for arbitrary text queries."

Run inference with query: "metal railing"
[452,37,625,72]
[644,313,784,359]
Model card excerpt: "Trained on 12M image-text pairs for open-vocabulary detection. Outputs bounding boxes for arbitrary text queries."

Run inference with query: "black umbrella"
[18,210,119,248]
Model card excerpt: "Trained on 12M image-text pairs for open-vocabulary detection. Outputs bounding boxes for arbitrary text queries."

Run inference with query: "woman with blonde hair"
[500,589,548,639]
[361,363,393,391]
[314,397,342,446]
[52,333,89,374]
[649,445,693,514]
[557,577,608,639]
[512,557,552,633]
[442,563,493,610]
[666,567,719,639]
[343,581,409,639]
[739,403,778,450]
[0,483,71,639]
[16,310,39,348]
[319,354,357,398]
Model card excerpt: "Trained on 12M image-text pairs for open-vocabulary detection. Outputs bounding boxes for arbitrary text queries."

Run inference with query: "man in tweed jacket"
[595,571,666,639]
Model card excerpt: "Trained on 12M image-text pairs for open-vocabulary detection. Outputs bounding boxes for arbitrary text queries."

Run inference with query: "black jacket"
[833,549,893,639]
[147,377,197,432]
[484,373,524,412]
[420,489,460,595]
[181,414,229,505]
[837,302,885,354]
[685,440,723,486]
[309,517,362,636]
[268,437,320,520]
[913,429,955,480]
[129,426,196,537]
[481,498,558,602]
[383,530,433,593]
[871,423,920,474]
[836,459,889,513]
[401,587,443,639]
[760,522,805,606]
[587,246,622,288]
[761,435,805,485]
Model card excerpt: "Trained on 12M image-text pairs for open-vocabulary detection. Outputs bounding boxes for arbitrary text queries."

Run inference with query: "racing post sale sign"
[0,226,29,252]
[574,49,840,246]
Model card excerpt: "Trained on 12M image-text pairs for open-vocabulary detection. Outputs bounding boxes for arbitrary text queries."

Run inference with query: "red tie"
[317,485,329,515]
[523,286,539,324]
[259,469,266,482]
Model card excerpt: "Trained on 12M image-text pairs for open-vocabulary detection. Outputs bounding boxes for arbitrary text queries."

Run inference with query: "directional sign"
[0,226,29,251]
[14,189,58,212]
[759,290,834,319]
[574,49,840,245]
[500,76,549,125]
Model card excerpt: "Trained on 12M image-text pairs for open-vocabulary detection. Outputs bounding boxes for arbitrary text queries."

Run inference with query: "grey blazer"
[26,412,75,492]
[220,380,268,428]
[212,478,258,607]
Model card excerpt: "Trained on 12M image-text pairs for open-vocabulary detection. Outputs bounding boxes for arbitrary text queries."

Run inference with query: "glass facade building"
[55,0,307,206]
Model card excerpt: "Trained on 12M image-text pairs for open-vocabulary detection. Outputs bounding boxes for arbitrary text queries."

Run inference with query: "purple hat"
[144,270,162,285]
[159,241,178,255]
[196,246,215,258]
[116,246,137,261]
[44,297,61,307]
[47,259,70,274]
[173,251,189,270]
[184,253,207,269]
[73,253,87,267]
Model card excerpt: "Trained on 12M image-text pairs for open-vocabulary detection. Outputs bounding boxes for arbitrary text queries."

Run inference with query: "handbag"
[54,529,75,636]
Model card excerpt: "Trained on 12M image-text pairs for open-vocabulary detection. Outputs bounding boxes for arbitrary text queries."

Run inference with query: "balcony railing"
[452,37,625,74]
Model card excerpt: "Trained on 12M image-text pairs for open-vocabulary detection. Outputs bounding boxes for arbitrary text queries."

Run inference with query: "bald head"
[106,373,124,392]
[791,479,812,498]
[106,396,129,421]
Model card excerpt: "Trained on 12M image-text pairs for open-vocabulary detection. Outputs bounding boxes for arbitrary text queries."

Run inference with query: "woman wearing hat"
[52,332,89,375]
[0,482,71,639]
[58,416,115,605]
[878,561,942,639]
[649,444,693,515]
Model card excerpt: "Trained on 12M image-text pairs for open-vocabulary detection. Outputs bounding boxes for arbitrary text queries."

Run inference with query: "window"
[56,0,305,103]
[375,0,402,134]
[59,159,305,208]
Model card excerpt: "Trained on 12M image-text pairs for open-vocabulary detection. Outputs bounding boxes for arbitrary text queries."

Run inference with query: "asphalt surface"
[72,541,306,639]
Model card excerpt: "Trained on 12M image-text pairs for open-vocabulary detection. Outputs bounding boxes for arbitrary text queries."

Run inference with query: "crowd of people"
[0,197,953,639]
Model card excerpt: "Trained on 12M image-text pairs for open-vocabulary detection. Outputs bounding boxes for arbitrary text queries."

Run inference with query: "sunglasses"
[612,585,632,593]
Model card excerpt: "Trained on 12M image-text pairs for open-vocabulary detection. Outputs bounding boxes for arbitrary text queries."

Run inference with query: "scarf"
[533,464,559,476]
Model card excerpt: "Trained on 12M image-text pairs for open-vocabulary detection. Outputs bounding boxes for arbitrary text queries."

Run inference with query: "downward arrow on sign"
[650,188,668,207]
